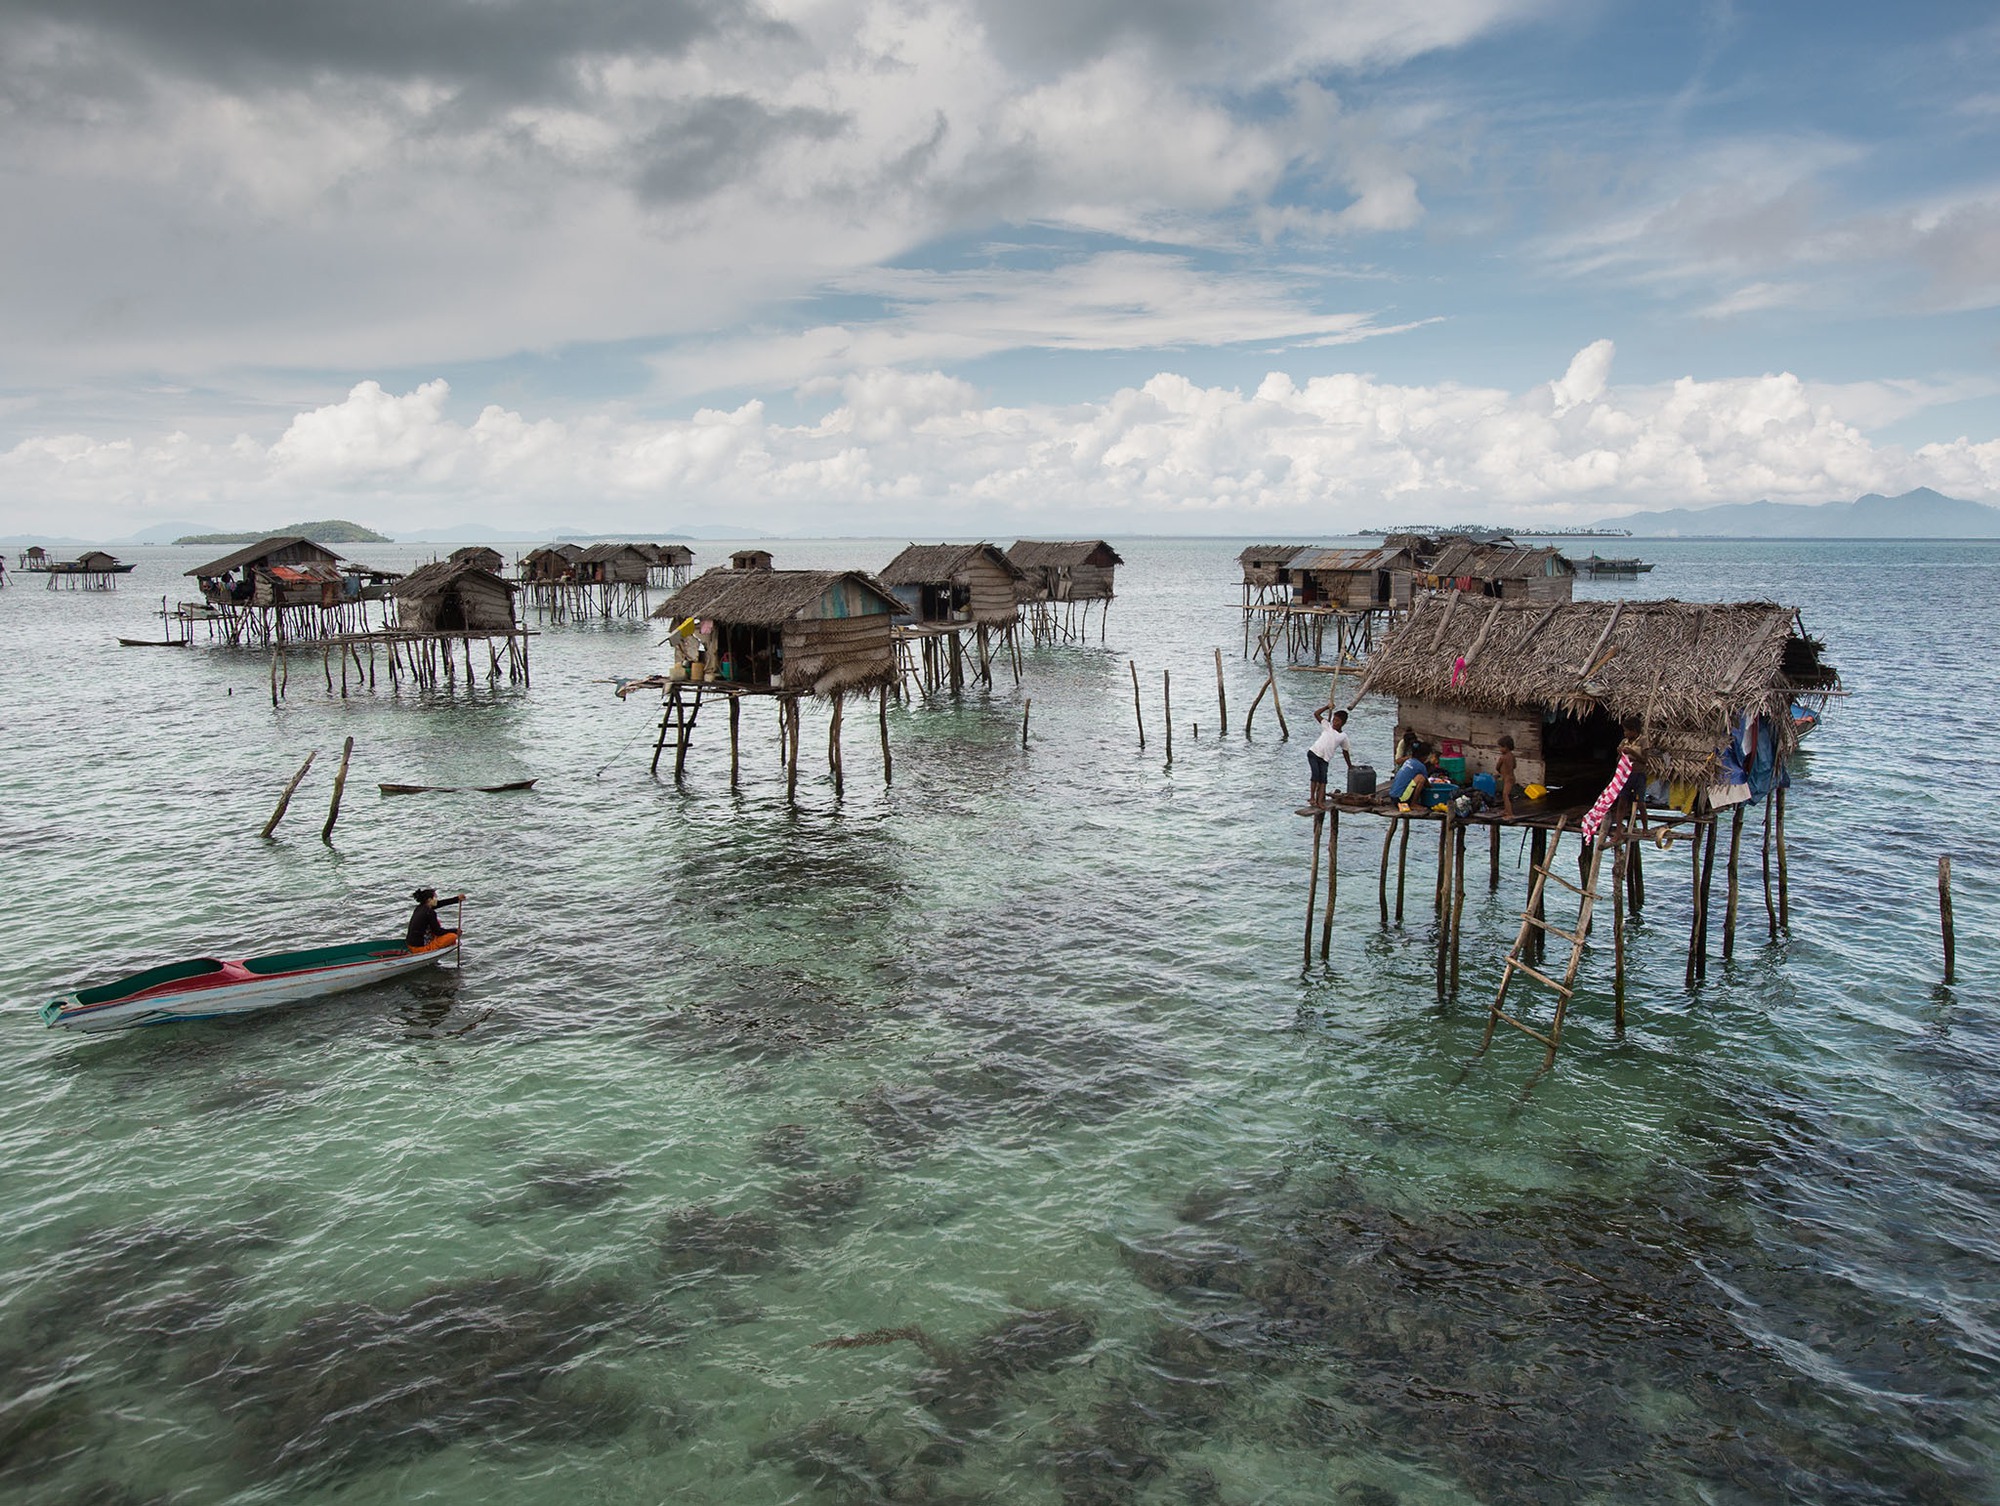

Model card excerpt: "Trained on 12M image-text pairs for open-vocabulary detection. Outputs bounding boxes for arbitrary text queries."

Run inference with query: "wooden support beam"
[321,735,354,842]
[260,750,318,838]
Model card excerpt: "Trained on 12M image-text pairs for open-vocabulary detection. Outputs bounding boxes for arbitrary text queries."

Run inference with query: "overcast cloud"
[0,0,1995,535]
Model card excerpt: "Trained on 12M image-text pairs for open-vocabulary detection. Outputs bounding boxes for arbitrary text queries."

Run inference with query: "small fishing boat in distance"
[378,779,537,796]
[1576,554,1655,578]
[42,934,459,1033]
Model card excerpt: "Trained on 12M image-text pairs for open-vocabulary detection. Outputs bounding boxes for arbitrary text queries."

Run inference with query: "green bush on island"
[174,519,391,545]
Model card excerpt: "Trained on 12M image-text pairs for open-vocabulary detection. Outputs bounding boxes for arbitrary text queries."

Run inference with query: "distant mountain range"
[1606,488,2000,538]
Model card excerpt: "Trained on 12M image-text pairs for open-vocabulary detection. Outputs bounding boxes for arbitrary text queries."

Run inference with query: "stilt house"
[731,549,775,571]
[574,543,654,586]
[880,543,1025,625]
[1423,541,1575,602]
[639,543,696,587]
[1237,545,1310,599]
[187,536,349,606]
[651,567,902,696]
[1289,544,1420,611]
[448,545,505,574]
[520,543,584,583]
[1005,540,1123,602]
[1358,596,1838,793]
[391,559,521,633]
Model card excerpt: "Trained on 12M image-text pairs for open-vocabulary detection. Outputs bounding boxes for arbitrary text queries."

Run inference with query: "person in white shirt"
[1306,708,1354,809]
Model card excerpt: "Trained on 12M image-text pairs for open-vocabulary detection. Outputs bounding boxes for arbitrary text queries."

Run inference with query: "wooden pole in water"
[829,692,844,796]
[1378,818,1395,927]
[730,694,741,788]
[1489,822,1501,891]
[1685,818,1706,988]
[260,750,318,838]
[1611,823,1628,1031]
[1529,827,1547,964]
[1130,660,1145,749]
[1775,786,1790,932]
[786,698,800,803]
[1449,817,1467,999]
[1761,796,1776,940]
[1319,808,1339,960]
[880,684,893,785]
[1395,815,1412,926]
[1434,811,1453,1000]
[1722,804,1744,960]
[1020,697,1030,749]
[1269,668,1288,739]
[1304,809,1324,967]
[321,735,354,842]
[1163,669,1172,763]
[1214,647,1227,726]
[1939,855,1956,985]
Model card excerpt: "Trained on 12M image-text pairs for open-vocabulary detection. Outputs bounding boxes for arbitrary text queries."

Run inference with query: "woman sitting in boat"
[406,887,464,950]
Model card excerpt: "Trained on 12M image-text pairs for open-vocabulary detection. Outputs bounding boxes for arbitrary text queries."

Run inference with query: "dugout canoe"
[41,934,459,1033]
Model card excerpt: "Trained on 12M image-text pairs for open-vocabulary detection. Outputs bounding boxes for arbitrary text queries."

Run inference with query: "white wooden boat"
[41,935,458,1033]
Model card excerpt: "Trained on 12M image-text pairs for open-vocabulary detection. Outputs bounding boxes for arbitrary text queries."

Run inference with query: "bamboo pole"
[1214,647,1227,725]
[1722,804,1744,960]
[786,698,800,803]
[730,694,741,787]
[1529,827,1547,964]
[1611,825,1628,1031]
[260,750,318,838]
[1488,822,1501,891]
[321,735,354,842]
[1020,697,1030,749]
[1395,816,1412,926]
[1130,660,1145,748]
[1163,670,1172,763]
[1939,855,1956,985]
[1435,810,1454,1000]
[1685,818,1706,988]
[1319,808,1339,960]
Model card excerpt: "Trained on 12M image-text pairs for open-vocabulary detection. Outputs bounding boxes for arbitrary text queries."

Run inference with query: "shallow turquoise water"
[0,538,1993,1504]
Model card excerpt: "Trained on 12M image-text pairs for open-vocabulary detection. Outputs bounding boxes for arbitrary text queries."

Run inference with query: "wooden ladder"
[650,682,704,779]
[1480,816,1608,1071]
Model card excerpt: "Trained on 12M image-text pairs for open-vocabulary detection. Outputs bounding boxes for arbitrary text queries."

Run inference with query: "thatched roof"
[1237,544,1307,566]
[1427,541,1572,580]
[449,545,503,566]
[1007,540,1123,569]
[186,536,342,577]
[1358,597,1837,773]
[651,567,900,626]
[880,542,1025,585]
[391,559,519,603]
[575,542,654,565]
[1291,545,1413,574]
[635,542,695,564]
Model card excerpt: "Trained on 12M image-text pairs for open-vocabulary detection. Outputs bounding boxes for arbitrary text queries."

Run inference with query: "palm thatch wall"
[1359,596,1837,787]
[651,567,901,696]
[391,560,520,632]
[1006,540,1123,601]
[880,542,1024,623]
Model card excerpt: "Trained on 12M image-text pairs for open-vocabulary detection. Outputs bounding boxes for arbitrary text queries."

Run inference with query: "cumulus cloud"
[7,345,1992,538]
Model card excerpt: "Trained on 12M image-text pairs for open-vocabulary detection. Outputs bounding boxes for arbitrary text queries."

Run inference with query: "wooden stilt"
[1020,697,1030,749]
[1761,795,1776,939]
[1450,818,1467,999]
[1377,817,1395,926]
[1629,833,1645,912]
[1395,816,1412,926]
[1163,670,1172,763]
[260,750,318,838]
[1130,660,1145,748]
[1775,786,1790,932]
[1435,812,1454,1000]
[1489,822,1501,891]
[880,684,893,785]
[1434,813,1450,915]
[1722,804,1744,959]
[1304,810,1324,967]
[1214,647,1227,726]
[1320,809,1339,961]
[1528,827,1547,964]
[829,692,845,796]
[321,735,354,842]
[786,698,800,803]
[730,694,741,787]
[1698,814,1718,980]
[1685,817,1706,988]
[1611,824,1628,1031]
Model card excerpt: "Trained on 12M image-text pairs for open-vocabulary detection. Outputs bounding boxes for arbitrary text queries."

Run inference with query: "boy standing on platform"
[1306,708,1354,809]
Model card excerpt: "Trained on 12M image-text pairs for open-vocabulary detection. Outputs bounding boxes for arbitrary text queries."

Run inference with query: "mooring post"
[786,698,801,803]
[1528,826,1547,965]
[260,750,318,838]
[1449,817,1467,999]
[1213,647,1227,726]
[1940,855,1956,985]
[1762,796,1776,939]
[1685,818,1706,988]
[321,735,354,842]
[1434,810,1454,1000]
[1395,815,1412,926]
[1319,808,1339,960]
[1163,669,1172,763]
[829,692,845,797]
[730,694,741,788]
[1020,697,1030,749]
[1611,826,1628,1031]
[1130,660,1145,749]
[1489,822,1501,891]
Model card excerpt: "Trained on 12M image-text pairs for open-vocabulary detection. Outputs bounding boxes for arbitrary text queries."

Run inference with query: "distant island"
[1603,487,2000,539]
[173,519,393,546]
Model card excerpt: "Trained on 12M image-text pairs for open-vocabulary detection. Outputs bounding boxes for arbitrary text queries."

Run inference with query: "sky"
[1,0,1997,539]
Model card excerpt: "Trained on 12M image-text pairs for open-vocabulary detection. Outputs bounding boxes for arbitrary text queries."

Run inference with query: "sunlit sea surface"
[0,537,1994,1505]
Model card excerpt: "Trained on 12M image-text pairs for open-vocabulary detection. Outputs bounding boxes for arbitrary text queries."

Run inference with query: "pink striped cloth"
[1579,752,1634,842]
